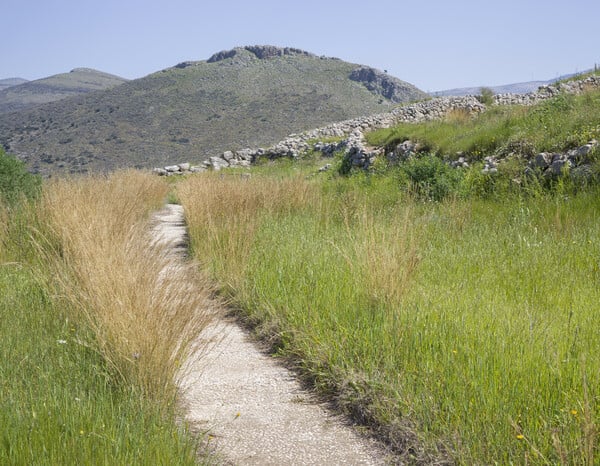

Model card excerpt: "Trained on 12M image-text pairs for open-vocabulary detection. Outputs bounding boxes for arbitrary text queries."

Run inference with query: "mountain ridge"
[0,78,29,92]
[0,68,127,114]
[0,45,427,176]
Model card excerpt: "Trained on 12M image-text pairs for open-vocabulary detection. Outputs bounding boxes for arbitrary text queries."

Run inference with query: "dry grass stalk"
[0,202,7,258]
[40,171,213,400]
[177,173,315,288]
[338,205,420,305]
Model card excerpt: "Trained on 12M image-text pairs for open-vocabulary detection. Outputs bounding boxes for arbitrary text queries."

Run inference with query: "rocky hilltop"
[0,45,427,176]
[208,45,315,62]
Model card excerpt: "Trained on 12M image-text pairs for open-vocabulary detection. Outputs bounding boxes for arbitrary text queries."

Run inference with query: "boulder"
[209,157,229,171]
[532,153,552,169]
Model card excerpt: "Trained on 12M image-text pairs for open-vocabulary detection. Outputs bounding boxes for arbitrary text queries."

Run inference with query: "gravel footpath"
[153,204,391,465]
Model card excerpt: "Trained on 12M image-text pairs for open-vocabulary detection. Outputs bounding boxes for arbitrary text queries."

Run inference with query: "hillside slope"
[0,68,127,114]
[0,46,427,176]
[0,78,29,92]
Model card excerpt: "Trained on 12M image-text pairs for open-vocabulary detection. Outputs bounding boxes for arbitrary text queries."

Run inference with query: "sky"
[3,0,599,92]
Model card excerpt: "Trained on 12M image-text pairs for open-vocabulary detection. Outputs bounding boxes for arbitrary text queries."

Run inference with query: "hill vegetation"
[0,68,127,114]
[0,77,28,92]
[0,46,426,177]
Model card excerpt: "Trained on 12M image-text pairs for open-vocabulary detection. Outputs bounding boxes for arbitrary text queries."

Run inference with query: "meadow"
[0,154,212,464]
[2,82,600,464]
[178,167,599,464]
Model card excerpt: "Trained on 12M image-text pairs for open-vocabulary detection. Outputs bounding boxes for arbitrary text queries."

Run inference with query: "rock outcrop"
[208,45,315,63]
[350,66,422,103]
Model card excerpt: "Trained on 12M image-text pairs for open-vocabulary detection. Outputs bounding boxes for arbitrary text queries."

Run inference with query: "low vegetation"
[0,68,127,114]
[0,169,211,464]
[2,77,599,464]
[0,49,425,177]
[178,87,600,464]
[366,88,600,161]
[0,148,41,205]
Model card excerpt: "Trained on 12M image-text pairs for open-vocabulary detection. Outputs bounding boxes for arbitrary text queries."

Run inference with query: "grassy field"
[2,82,599,463]
[0,160,212,464]
[366,88,600,161]
[178,168,599,464]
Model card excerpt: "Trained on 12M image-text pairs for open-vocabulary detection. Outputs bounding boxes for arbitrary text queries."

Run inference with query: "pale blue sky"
[3,0,599,91]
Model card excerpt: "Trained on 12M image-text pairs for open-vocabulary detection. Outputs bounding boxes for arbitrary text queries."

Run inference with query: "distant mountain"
[432,69,594,97]
[0,45,427,176]
[0,78,29,92]
[0,68,127,113]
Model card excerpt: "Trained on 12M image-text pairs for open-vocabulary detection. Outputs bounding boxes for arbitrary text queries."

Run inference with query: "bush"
[478,87,494,105]
[0,148,41,205]
[400,155,463,201]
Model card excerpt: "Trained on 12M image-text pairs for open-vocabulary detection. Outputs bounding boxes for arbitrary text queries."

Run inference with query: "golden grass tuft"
[176,173,315,290]
[39,170,212,399]
[338,205,420,305]
[444,108,472,124]
[0,201,7,259]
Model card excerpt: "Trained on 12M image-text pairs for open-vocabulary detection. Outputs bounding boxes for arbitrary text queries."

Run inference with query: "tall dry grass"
[39,170,212,400]
[176,173,315,292]
[0,201,7,259]
[337,204,420,305]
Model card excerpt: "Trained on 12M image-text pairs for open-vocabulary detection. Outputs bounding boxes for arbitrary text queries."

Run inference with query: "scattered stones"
[482,157,499,174]
[152,163,206,176]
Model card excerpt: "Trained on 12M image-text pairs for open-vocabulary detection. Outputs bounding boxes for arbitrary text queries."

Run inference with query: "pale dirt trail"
[152,203,392,465]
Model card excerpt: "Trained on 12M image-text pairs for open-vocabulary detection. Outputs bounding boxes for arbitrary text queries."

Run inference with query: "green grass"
[0,265,199,465]
[0,211,202,465]
[366,88,600,160]
[0,174,208,465]
[179,171,600,464]
[0,147,41,205]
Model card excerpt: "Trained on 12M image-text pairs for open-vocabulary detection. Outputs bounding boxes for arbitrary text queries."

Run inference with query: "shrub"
[0,148,41,205]
[400,155,463,200]
[478,87,494,105]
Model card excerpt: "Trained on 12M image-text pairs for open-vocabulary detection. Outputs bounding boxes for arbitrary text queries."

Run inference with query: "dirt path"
[152,204,391,465]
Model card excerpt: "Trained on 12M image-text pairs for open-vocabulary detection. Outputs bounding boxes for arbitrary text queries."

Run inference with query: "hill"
[0,78,29,92]
[0,45,427,176]
[0,68,127,114]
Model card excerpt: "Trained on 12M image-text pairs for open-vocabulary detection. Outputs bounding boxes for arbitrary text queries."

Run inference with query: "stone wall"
[153,75,600,174]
